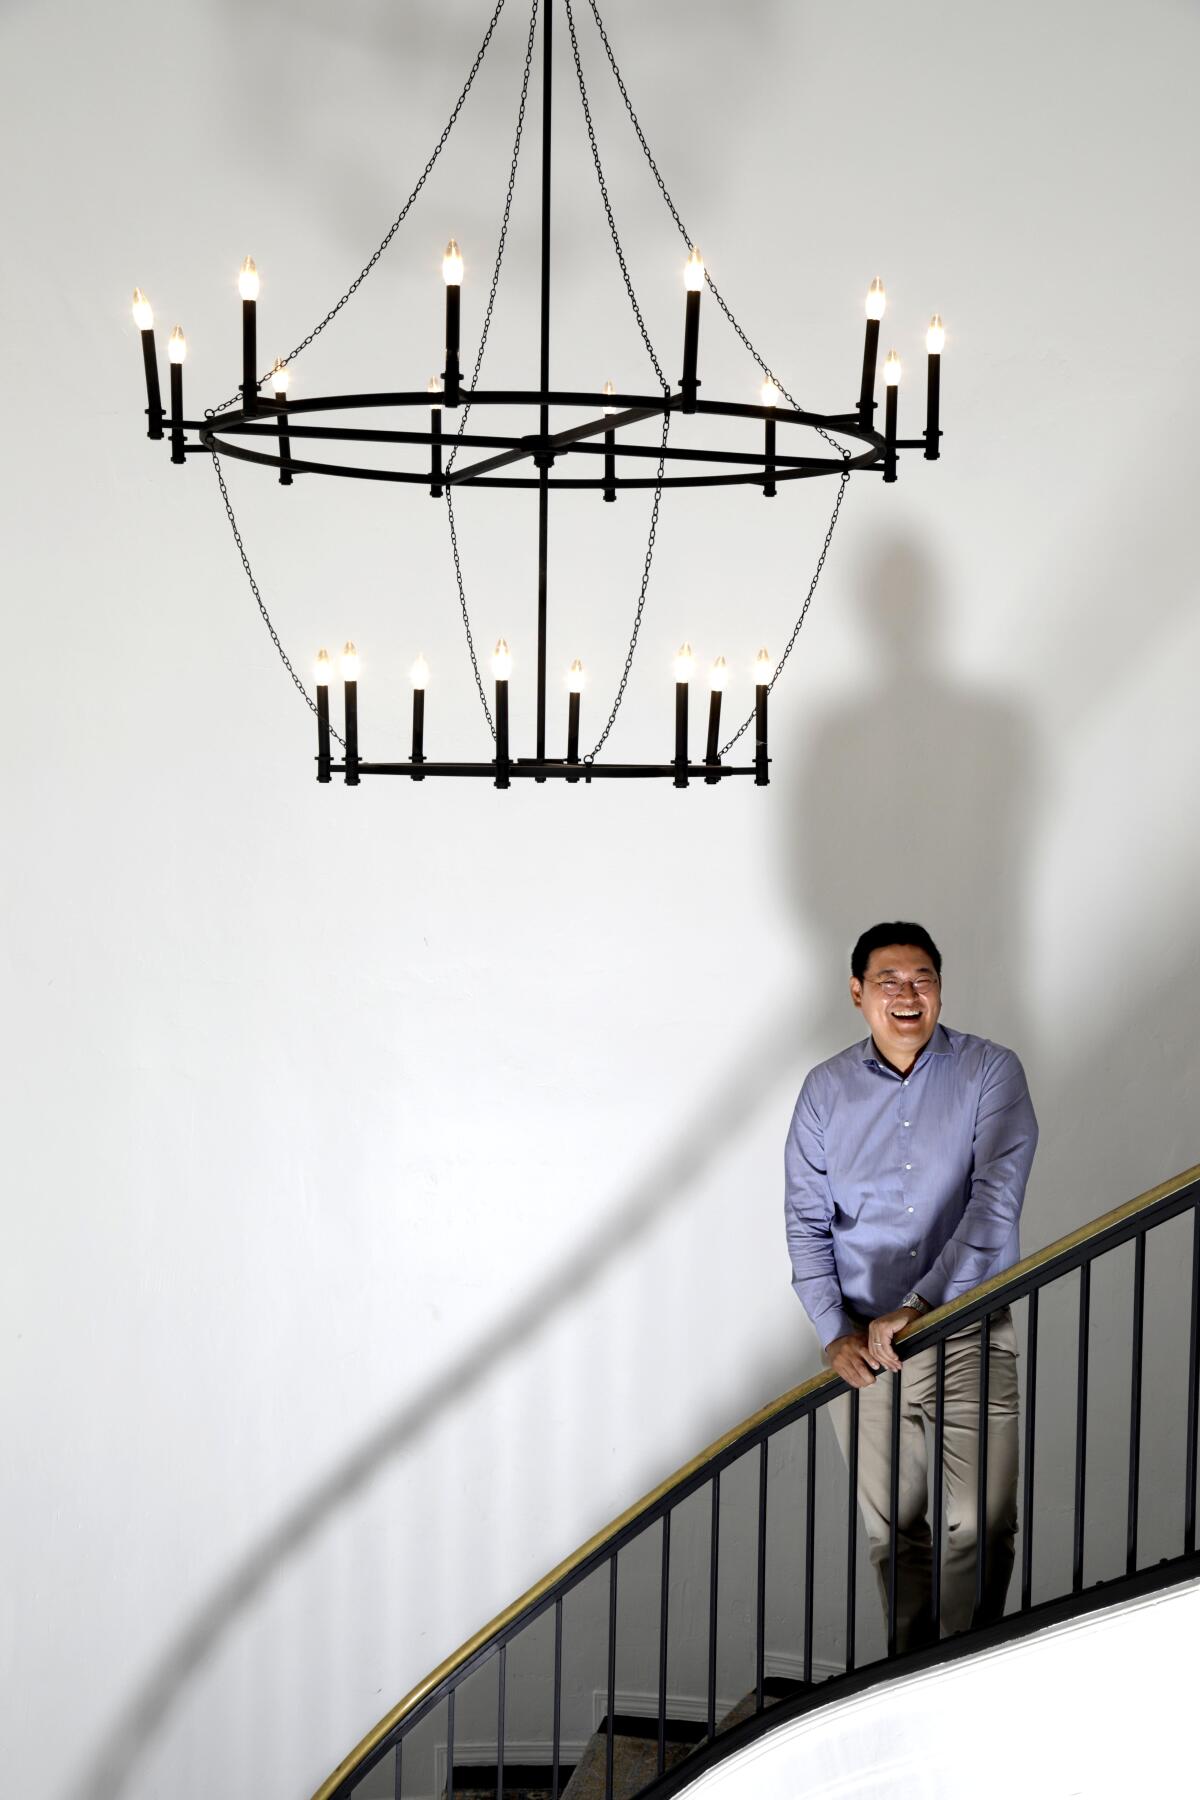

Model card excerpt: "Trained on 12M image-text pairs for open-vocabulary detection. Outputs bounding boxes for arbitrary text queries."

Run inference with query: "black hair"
[850,922,942,983]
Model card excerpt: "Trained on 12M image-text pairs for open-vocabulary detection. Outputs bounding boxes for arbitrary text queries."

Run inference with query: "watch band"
[901,1290,929,1314]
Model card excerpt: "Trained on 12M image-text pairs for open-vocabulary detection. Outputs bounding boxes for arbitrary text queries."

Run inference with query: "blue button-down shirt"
[784,1023,1038,1348]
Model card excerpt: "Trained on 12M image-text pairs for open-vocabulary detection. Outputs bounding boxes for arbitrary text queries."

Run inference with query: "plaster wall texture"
[2,2,1198,1798]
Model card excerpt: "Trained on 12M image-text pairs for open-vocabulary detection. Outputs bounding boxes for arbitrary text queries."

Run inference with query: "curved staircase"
[313,1163,1200,1800]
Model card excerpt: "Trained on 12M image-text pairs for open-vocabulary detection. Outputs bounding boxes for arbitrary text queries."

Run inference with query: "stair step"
[716,1675,814,1736]
[446,1763,577,1799]
[559,1716,706,1799]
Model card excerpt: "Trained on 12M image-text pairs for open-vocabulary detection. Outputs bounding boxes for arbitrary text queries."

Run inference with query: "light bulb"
[442,238,464,286]
[410,654,430,690]
[755,647,773,681]
[602,380,617,417]
[427,375,442,408]
[315,648,332,686]
[674,642,695,683]
[340,641,359,681]
[492,638,512,680]
[926,314,945,355]
[710,655,729,692]
[238,256,260,301]
[884,349,901,386]
[132,288,154,331]
[567,658,585,693]
[684,247,705,292]
[865,278,886,321]
[760,376,780,408]
[168,325,187,364]
[272,359,290,393]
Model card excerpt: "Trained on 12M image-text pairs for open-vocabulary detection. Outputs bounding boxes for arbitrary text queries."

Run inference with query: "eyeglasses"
[869,975,939,996]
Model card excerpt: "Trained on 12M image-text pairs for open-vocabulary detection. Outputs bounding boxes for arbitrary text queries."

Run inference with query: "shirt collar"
[860,1022,952,1071]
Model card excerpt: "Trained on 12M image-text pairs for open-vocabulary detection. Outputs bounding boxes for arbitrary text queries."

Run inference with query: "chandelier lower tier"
[131,0,946,792]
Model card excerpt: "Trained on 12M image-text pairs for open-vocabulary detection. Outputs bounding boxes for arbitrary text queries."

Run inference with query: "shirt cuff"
[914,1268,945,1311]
[809,1300,857,1350]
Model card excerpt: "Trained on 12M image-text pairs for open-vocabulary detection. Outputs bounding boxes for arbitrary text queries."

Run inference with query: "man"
[784,922,1038,1650]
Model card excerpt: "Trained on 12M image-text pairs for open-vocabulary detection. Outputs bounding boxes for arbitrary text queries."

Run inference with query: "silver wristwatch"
[901,1291,930,1314]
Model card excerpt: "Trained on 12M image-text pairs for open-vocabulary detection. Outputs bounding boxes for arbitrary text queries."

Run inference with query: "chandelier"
[130,0,944,790]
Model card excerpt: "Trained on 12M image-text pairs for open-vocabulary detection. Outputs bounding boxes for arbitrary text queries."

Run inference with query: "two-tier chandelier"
[131,0,945,790]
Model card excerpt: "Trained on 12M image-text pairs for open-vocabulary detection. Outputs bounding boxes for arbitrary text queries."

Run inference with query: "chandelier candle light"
[130,0,945,793]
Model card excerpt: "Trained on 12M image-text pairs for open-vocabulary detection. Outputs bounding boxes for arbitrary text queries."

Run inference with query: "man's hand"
[865,1307,922,1373]
[825,1329,882,1388]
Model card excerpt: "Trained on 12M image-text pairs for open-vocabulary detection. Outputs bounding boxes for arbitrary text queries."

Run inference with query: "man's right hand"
[825,1330,881,1388]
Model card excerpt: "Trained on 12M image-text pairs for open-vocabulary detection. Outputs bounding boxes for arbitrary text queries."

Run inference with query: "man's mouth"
[892,1009,922,1021]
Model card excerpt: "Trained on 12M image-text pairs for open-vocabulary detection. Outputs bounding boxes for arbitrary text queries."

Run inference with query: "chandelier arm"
[717,464,850,759]
[444,396,675,483]
[443,0,540,746]
[207,447,347,751]
[204,0,512,418]
[562,0,668,391]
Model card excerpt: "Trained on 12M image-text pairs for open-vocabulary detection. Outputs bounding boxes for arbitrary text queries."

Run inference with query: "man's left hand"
[866,1307,922,1373]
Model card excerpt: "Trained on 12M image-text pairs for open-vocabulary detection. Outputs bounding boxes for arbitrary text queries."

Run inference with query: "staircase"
[313,1163,1200,1800]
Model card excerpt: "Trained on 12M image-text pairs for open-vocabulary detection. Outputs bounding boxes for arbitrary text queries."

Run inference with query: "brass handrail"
[311,1159,1200,1800]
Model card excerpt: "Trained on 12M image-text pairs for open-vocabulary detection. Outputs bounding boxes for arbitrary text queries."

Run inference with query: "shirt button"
[905,1163,912,1171]
[908,1206,914,1213]
[903,1080,909,1087]
[910,1249,917,1257]
[903,1120,911,1127]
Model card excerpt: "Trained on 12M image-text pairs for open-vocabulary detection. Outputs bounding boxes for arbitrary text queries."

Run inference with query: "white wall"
[2,3,1199,1798]
[687,1578,1200,1800]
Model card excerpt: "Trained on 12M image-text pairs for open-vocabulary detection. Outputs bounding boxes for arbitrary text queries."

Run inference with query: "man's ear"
[849,977,864,1012]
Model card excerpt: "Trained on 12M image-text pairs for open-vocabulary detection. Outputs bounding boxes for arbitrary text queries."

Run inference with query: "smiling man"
[784,922,1038,1650]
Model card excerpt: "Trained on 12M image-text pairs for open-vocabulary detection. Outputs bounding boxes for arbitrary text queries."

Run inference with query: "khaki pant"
[830,1308,1019,1651]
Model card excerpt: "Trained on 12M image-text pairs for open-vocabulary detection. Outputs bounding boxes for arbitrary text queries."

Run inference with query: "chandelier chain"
[585,0,852,754]
[563,0,667,391]
[581,0,833,431]
[443,0,541,742]
[585,409,671,762]
[207,447,347,751]
[205,0,511,419]
[718,462,849,756]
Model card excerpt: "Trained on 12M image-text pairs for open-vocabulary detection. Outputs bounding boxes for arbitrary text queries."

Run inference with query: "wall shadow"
[779,530,1037,1067]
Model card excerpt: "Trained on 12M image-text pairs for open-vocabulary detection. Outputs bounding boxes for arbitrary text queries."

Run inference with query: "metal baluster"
[657,1511,670,1775]
[931,1339,946,1636]
[886,1370,901,1658]
[1073,1262,1092,1593]
[393,1733,403,1800]
[1021,1288,1039,1611]
[846,1389,859,1673]
[1127,1232,1147,1575]
[755,1438,768,1710]
[496,1643,507,1800]
[446,1688,456,1800]
[975,1312,991,1620]
[552,1597,563,1800]
[707,1474,720,1738]
[605,1555,618,1800]
[803,1410,816,1685]
[1187,1205,1200,1555]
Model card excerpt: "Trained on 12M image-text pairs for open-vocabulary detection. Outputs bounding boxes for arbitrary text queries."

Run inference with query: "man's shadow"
[780,531,1037,1080]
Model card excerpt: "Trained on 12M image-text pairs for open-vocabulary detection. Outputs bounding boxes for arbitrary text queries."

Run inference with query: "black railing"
[314,1164,1200,1800]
